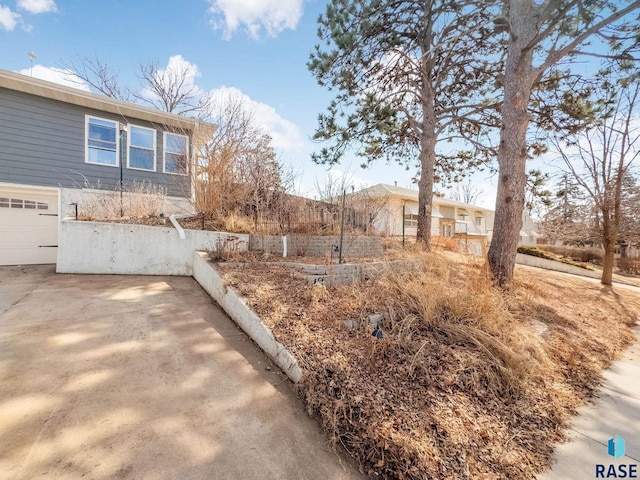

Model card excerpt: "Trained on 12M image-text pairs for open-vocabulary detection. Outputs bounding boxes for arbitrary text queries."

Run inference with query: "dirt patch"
[218,253,640,479]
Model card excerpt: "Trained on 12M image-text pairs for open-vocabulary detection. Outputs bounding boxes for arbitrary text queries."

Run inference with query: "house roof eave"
[0,68,215,133]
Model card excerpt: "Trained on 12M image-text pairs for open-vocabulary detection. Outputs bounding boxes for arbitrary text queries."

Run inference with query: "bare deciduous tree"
[553,80,640,284]
[194,92,286,226]
[62,55,211,117]
[452,179,483,205]
[134,60,211,116]
[62,54,132,101]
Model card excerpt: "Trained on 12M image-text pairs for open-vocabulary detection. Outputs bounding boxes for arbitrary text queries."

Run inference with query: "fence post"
[402,202,405,248]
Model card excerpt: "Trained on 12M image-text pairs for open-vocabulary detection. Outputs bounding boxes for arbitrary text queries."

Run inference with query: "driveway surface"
[0,266,363,480]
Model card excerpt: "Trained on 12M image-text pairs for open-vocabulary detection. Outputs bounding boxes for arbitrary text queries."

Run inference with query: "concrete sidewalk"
[0,267,363,480]
[538,323,640,479]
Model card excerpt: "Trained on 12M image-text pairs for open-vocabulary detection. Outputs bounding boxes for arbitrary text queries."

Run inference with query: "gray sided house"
[0,68,207,266]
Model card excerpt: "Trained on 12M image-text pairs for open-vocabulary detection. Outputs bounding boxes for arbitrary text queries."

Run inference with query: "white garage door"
[0,186,59,265]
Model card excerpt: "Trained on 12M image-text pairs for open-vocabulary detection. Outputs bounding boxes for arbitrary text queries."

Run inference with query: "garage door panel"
[1,226,57,245]
[0,187,58,265]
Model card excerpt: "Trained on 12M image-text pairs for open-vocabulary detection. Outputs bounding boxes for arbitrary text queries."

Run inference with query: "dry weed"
[219,254,640,479]
[77,181,167,220]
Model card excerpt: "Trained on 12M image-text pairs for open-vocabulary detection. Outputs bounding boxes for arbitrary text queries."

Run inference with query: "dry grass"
[219,252,640,479]
[431,236,460,252]
[77,182,168,220]
[619,257,640,275]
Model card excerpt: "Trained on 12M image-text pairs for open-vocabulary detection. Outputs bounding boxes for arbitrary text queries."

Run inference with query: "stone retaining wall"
[249,234,383,258]
[220,259,422,287]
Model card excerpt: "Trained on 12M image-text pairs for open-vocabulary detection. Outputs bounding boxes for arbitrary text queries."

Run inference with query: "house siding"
[0,88,190,197]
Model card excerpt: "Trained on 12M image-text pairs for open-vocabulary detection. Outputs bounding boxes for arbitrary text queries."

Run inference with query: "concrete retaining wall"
[249,234,383,258]
[57,220,248,276]
[516,253,601,280]
[193,252,303,383]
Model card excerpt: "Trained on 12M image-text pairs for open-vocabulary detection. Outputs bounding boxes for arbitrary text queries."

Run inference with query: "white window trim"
[127,124,156,172]
[85,115,119,168]
[163,132,189,176]
[403,213,418,228]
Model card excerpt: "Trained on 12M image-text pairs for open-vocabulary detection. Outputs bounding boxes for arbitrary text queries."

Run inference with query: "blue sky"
[0,0,502,206]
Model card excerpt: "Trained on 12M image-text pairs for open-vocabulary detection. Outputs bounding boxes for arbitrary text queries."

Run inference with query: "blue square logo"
[608,435,626,459]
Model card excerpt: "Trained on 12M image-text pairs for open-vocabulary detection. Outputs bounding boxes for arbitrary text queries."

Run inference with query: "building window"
[0,198,47,209]
[164,132,188,175]
[128,125,156,171]
[475,217,482,226]
[404,214,418,228]
[86,116,118,166]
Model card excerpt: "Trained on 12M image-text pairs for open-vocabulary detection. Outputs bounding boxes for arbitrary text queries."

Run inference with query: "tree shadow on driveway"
[0,271,362,480]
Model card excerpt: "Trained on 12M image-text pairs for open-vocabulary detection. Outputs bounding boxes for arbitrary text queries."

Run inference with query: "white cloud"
[136,55,304,153]
[161,55,202,87]
[208,85,305,151]
[17,65,91,91]
[140,55,203,105]
[208,0,303,39]
[17,0,57,14]
[0,5,20,31]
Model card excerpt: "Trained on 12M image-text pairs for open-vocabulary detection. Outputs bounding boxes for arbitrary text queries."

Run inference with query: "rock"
[369,314,383,328]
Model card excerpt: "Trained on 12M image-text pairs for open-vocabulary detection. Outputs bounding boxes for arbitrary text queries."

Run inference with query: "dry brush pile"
[219,253,640,479]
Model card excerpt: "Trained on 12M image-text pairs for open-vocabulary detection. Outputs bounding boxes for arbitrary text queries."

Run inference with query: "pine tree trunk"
[487,0,538,286]
[416,75,436,247]
[416,137,435,247]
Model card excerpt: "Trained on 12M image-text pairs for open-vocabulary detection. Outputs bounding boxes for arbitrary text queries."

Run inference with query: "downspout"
[170,214,191,240]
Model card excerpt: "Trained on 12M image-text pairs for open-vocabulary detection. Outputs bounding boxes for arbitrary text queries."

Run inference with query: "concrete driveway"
[0,266,362,480]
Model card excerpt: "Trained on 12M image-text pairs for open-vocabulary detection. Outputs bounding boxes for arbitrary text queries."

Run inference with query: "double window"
[86,116,118,166]
[128,125,156,171]
[404,214,418,228]
[164,132,188,175]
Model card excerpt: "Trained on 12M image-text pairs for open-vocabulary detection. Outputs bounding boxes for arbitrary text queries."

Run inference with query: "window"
[86,116,118,166]
[128,125,156,171]
[475,217,482,226]
[164,132,188,175]
[404,214,418,228]
[0,198,48,209]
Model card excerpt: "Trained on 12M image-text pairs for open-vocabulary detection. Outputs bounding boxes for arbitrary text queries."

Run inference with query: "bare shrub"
[124,182,168,218]
[193,91,295,233]
[431,235,459,252]
[208,235,245,262]
[540,245,603,263]
[76,181,168,220]
[619,257,640,275]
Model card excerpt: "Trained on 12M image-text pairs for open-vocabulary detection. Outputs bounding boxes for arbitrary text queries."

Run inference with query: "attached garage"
[0,186,58,265]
